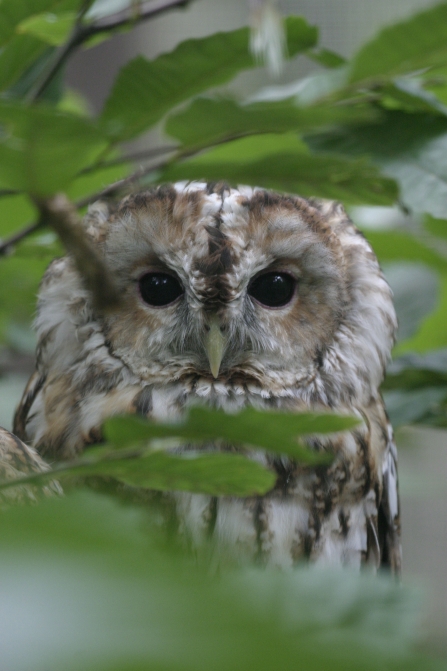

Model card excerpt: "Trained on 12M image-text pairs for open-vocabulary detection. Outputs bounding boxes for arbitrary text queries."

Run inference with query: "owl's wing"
[0,426,62,505]
[378,423,401,574]
[13,370,45,442]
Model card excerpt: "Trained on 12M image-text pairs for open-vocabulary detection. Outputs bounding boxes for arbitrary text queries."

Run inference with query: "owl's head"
[81,182,396,407]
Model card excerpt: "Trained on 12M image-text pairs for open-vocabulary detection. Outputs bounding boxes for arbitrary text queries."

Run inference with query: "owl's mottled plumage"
[0,427,61,505]
[13,182,401,571]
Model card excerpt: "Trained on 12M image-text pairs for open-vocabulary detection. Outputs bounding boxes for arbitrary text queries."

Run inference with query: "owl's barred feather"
[13,182,401,571]
[0,428,62,506]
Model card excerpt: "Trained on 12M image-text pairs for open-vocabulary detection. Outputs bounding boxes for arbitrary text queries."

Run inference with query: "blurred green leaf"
[165,96,379,149]
[0,0,78,45]
[66,159,130,204]
[162,133,398,205]
[80,451,276,496]
[380,78,447,115]
[0,34,48,91]
[385,349,447,390]
[104,406,359,462]
[384,387,447,427]
[384,263,439,343]
[0,102,106,194]
[100,17,318,141]
[308,112,447,218]
[17,10,76,46]
[0,237,60,347]
[349,2,447,84]
[0,0,80,90]
[5,44,61,101]
[307,48,347,69]
[0,492,443,671]
[424,214,447,239]
[56,87,91,115]
[0,194,37,236]
[366,229,447,273]
[394,274,447,354]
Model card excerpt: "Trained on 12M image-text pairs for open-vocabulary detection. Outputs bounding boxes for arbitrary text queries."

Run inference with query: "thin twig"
[83,0,192,35]
[27,0,197,101]
[79,144,178,175]
[76,156,174,208]
[0,222,42,257]
[26,1,93,102]
[0,189,21,198]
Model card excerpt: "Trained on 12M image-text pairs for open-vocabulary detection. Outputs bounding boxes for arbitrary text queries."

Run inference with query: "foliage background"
[1,0,447,668]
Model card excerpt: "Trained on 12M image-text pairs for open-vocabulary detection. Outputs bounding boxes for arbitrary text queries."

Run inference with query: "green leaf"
[0,0,81,90]
[0,241,60,348]
[0,0,78,45]
[366,229,447,274]
[394,274,447,354]
[383,263,439,343]
[350,2,447,84]
[0,34,48,91]
[380,78,447,115]
[17,10,76,46]
[362,231,447,353]
[384,387,447,427]
[165,96,379,149]
[307,48,347,69]
[424,214,447,239]
[104,406,359,462]
[0,193,37,237]
[66,159,130,204]
[0,492,442,671]
[384,349,447,390]
[84,451,276,496]
[0,103,106,194]
[100,17,318,140]
[307,111,447,218]
[162,134,398,205]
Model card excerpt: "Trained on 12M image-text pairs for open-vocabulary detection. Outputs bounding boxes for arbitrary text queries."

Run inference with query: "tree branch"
[83,0,193,36]
[0,222,42,257]
[34,194,122,312]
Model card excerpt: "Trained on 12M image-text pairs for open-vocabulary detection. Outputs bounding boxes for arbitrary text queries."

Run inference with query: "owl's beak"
[204,315,226,378]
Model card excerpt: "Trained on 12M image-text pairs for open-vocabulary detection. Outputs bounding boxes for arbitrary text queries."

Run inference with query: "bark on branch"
[34,194,122,312]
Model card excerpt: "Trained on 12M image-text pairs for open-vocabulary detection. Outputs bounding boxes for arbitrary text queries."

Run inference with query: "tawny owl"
[13,182,401,571]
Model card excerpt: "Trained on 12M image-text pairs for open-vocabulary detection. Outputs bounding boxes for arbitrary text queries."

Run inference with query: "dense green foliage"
[1,0,447,669]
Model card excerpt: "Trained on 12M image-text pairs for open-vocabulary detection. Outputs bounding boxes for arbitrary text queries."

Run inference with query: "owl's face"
[85,182,395,406]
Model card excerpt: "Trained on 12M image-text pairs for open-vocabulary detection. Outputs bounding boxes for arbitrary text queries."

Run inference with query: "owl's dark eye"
[138,272,184,307]
[248,272,296,308]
